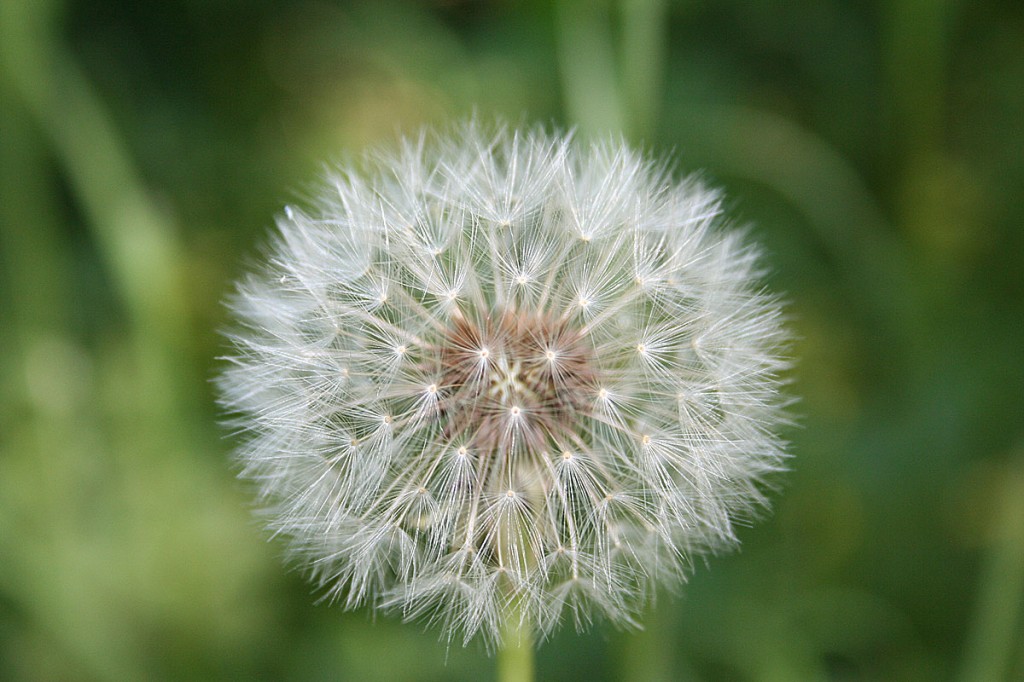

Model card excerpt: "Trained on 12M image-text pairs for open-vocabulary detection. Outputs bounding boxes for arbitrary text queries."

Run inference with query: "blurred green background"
[1,0,1022,680]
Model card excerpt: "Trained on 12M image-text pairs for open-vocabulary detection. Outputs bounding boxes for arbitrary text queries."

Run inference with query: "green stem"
[0,0,193,419]
[556,0,625,138]
[957,454,1024,682]
[497,609,534,682]
[620,0,668,139]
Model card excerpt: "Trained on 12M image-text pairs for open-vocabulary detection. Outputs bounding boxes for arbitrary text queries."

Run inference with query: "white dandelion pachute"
[218,123,791,646]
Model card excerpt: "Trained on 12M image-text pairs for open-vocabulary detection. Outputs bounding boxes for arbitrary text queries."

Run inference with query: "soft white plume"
[218,122,791,646]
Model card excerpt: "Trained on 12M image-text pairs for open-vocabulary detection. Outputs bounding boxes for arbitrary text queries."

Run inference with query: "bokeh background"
[2,0,1022,680]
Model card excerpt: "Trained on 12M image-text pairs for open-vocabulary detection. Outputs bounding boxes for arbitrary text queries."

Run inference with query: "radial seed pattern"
[219,125,790,644]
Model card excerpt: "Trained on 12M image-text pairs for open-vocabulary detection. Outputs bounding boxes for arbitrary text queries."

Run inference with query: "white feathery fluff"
[218,123,791,646]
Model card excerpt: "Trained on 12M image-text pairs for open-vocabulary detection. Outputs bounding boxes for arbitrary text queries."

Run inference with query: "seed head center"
[438,310,595,453]
[488,355,528,405]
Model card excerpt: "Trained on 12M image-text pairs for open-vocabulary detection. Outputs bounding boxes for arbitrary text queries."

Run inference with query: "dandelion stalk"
[497,606,533,682]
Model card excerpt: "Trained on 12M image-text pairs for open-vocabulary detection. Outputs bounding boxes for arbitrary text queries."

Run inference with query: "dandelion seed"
[218,122,791,648]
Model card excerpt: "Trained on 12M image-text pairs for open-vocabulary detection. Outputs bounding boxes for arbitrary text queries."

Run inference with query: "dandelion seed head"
[218,122,791,646]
